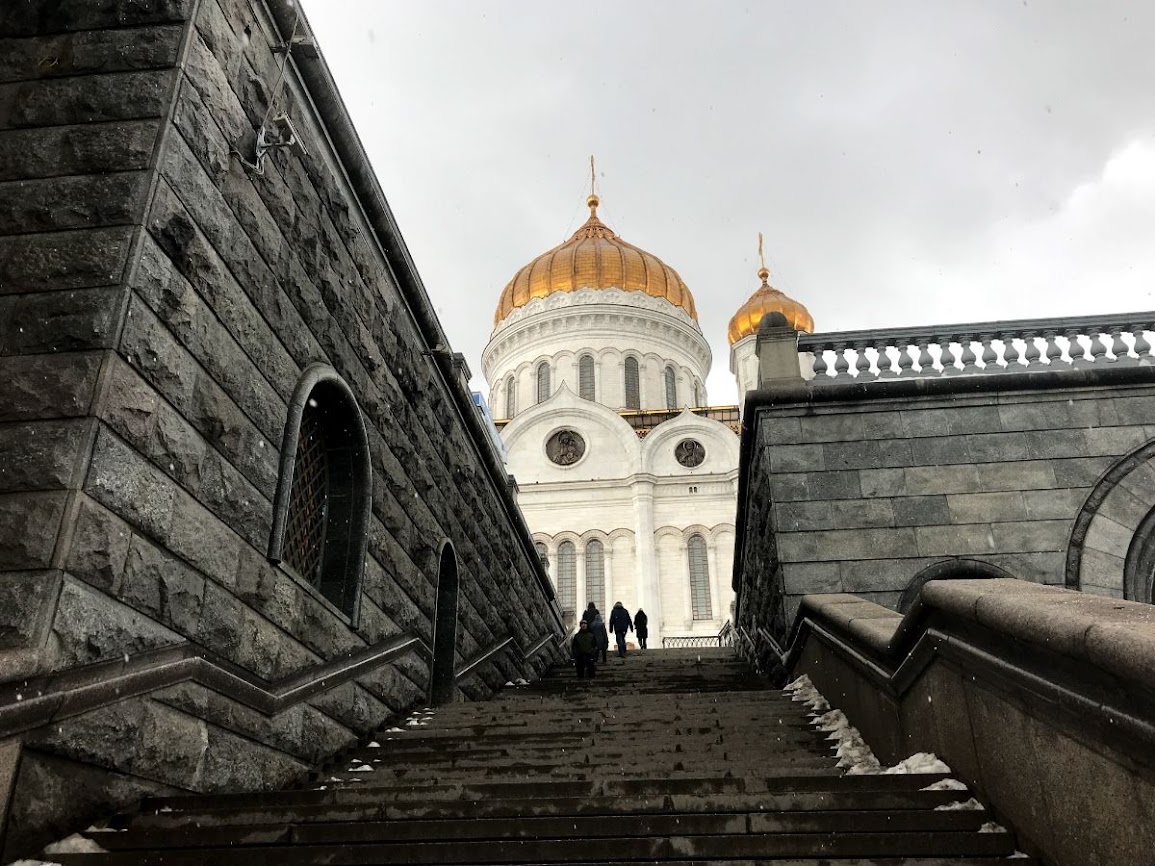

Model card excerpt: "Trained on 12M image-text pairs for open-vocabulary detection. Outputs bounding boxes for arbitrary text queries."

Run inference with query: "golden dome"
[493,195,698,327]
[727,265,814,344]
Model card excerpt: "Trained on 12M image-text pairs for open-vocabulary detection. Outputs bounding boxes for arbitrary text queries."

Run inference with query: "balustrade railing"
[797,313,1155,382]
[662,621,735,649]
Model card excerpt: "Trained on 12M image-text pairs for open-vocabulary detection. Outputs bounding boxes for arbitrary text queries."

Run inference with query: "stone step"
[56,829,1016,864]
[130,788,982,829]
[99,808,990,849]
[138,772,959,816]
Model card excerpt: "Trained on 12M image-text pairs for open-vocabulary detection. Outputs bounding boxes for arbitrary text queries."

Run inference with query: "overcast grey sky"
[297,1,1155,403]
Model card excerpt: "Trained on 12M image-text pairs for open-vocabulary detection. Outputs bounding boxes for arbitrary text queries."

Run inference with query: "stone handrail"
[740,578,1155,866]
[798,312,1155,381]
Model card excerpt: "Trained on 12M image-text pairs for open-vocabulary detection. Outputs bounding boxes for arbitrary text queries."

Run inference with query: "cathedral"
[482,191,813,642]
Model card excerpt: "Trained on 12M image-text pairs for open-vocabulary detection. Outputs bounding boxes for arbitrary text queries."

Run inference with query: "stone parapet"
[740,578,1155,866]
[733,364,1155,629]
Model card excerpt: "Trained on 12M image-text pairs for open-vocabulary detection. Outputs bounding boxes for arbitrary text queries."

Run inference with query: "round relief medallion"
[675,438,706,468]
[546,429,586,466]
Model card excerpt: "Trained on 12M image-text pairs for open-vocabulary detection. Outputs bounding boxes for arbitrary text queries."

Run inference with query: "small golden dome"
[493,196,697,328]
[727,265,814,344]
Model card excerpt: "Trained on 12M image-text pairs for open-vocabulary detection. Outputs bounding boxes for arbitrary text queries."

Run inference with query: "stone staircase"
[52,649,1033,864]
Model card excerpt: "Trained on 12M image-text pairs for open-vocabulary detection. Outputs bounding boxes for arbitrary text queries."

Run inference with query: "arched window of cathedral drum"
[624,357,640,409]
[578,354,595,401]
[269,365,372,620]
[693,380,703,407]
[535,541,549,573]
[664,365,677,410]
[585,539,605,610]
[687,534,712,620]
[536,361,551,404]
[556,541,576,614]
[504,375,517,417]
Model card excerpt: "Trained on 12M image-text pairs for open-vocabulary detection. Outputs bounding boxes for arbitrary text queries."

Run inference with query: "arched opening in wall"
[1124,506,1155,602]
[664,365,677,410]
[269,364,371,620]
[624,356,640,409]
[688,534,712,620]
[504,374,517,417]
[897,558,1016,613]
[693,380,703,408]
[535,541,549,574]
[536,361,551,404]
[556,540,576,616]
[429,542,460,705]
[586,539,605,610]
[578,354,595,401]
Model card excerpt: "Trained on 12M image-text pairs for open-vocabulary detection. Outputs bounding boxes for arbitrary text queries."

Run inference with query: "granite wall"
[734,370,1155,641]
[0,0,562,856]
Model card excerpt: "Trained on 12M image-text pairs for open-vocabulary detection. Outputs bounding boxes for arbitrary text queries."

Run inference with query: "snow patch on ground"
[43,834,107,854]
[979,820,1007,833]
[367,741,381,748]
[936,797,986,811]
[921,777,969,791]
[11,860,64,866]
[784,675,956,778]
[347,764,374,772]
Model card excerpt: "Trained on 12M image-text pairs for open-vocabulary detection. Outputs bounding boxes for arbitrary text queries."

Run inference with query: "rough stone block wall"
[737,376,1155,635]
[0,0,562,856]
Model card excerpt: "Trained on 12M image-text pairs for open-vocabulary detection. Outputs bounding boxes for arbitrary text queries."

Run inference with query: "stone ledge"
[796,577,1155,693]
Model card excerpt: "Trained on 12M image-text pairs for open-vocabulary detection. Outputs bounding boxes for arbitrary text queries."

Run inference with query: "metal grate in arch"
[556,540,576,614]
[578,354,595,401]
[283,405,328,586]
[505,375,517,417]
[585,539,605,610]
[536,362,551,404]
[688,533,712,620]
[624,357,640,409]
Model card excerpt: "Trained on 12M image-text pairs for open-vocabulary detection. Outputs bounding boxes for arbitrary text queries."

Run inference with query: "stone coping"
[795,578,1155,690]
[747,362,1155,409]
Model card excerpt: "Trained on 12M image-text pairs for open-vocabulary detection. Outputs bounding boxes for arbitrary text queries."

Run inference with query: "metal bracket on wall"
[235,112,309,176]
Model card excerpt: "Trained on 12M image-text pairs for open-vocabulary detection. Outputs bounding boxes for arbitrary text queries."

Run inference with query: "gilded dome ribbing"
[493,195,698,328]
[727,266,814,344]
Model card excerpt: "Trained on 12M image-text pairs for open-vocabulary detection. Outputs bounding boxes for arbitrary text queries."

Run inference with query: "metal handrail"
[454,636,514,682]
[0,634,425,740]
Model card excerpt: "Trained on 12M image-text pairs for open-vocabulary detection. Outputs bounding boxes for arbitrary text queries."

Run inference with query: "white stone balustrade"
[798,314,1155,381]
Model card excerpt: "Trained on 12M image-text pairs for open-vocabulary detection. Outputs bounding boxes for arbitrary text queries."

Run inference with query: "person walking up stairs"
[50,649,1034,864]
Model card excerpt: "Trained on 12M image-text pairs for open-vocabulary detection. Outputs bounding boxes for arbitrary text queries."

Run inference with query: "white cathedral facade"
[482,193,813,643]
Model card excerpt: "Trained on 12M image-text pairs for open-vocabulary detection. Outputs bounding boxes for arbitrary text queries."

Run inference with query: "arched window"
[556,541,576,614]
[578,354,595,401]
[536,361,551,404]
[687,534,712,620]
[664,365,677,409]
[535,541,549,573]
[693,380,703,407]
[269,364,371,619]
[504,374,517,417]
[624,357,640,410]
[585,539,605,610]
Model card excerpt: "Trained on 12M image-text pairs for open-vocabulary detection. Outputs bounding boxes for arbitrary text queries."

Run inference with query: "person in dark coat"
[581,602,600,625]
[635,609,649,650]
[589,613,610,663]
[608,601,633,657]
[572,620,598,678]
